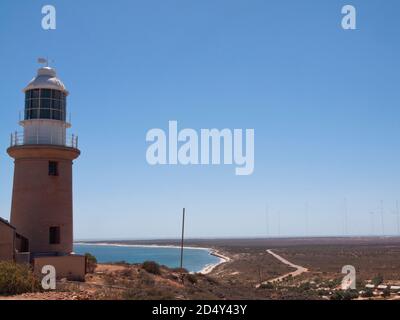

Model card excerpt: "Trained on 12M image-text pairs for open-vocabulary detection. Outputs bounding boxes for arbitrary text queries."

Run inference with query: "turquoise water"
[74,244,220,273]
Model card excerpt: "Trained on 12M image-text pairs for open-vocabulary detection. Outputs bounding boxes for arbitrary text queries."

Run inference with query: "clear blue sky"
[0,0,399,239]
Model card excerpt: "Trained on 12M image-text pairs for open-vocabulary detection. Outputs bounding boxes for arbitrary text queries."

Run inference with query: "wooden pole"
[180,208,186,269]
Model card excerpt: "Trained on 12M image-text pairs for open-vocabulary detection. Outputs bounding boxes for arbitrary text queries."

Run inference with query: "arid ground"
[2,237,400,300]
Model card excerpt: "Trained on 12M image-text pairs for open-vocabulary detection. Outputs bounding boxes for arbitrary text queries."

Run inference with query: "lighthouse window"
[25,89,66,121]
[49,161,59,176]
[40,108,51,119]
[41,99,51,109]
[41,89,52,98]
[53,99,61,109]
[53,90,61,99]
[31,99,39,108]
[31,89,40,98]
[49,227,61,245]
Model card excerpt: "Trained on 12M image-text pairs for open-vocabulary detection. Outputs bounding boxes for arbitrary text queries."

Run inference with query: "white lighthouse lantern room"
[11,63,77,148]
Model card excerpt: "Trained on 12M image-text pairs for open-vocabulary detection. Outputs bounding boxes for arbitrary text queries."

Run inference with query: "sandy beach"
[75,242,231,274]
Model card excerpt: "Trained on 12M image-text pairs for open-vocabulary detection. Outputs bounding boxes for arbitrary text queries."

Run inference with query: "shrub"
[361,288,374,298]
[142,261,161,275]
[171,267,189,274]
[0,261,40,296]
[342,290,359,300]
[382,288,391,298]
[372,274,384,286]
[259,282,274,290]
[123,288,175,300]
[330,291,343,300]
[299,282,311,291]
[85,253,98,274]
[330,289,359,301]
[185,274,198,284]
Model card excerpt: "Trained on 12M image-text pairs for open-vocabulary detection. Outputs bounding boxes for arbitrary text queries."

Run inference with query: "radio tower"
[343,198,348,236]
[396,201,400,235]
[380,200,385,236]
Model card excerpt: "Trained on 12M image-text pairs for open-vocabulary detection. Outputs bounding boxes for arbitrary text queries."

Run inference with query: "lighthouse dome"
[23,67,69,95]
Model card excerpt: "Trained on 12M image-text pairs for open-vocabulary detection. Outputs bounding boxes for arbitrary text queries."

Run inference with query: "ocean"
[74,244,221,273]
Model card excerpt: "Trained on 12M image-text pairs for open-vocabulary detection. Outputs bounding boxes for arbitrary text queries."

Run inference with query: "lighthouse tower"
[7,62,80,257]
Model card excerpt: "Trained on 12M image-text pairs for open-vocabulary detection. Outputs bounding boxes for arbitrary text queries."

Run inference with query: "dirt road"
[257,249,309,287]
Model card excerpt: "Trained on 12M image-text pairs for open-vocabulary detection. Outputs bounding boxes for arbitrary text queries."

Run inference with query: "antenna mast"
[305,202,309,236]
[380,200,385,236]
[396,201,400,235]
[344,198,348,236]
[266,204,269,237]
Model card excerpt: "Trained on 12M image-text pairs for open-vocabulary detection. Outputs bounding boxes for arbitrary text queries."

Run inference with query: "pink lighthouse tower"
[8,60,80,257]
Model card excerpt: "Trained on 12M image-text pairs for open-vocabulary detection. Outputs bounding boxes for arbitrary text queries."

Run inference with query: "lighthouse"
[7,62,80,257]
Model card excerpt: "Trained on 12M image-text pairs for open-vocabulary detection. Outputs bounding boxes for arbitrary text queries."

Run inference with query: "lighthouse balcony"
[10,131,79,149]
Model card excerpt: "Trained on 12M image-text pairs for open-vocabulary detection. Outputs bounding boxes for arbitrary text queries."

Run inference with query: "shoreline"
[75,242,231,274]
[199,250,231,275]
[75,242,211,252]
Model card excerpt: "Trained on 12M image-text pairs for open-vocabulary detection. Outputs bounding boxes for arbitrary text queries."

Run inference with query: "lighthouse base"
[33,254,86,282]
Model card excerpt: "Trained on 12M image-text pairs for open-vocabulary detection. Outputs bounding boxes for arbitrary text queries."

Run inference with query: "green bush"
[85,253,98,273]
[361,288,374,298]
[0,261,40,296]
[142,261,161,275]
[372,274,384,286]
[330,289,359,301]
[259,282,274,290]
[382,288,391,298]
[299,282,311,291]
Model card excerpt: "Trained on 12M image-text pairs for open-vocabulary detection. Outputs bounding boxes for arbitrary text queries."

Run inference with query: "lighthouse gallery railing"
[10,132,79,149]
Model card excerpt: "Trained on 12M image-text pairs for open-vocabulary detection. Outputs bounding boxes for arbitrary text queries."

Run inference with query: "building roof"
[23,67,69,95]
[0,217,16,229]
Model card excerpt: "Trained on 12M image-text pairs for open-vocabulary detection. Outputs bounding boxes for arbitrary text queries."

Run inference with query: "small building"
[0,218,16,261]
[0,217,29,263]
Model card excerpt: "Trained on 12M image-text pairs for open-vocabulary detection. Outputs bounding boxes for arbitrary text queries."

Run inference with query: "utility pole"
[180,208,186,269]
